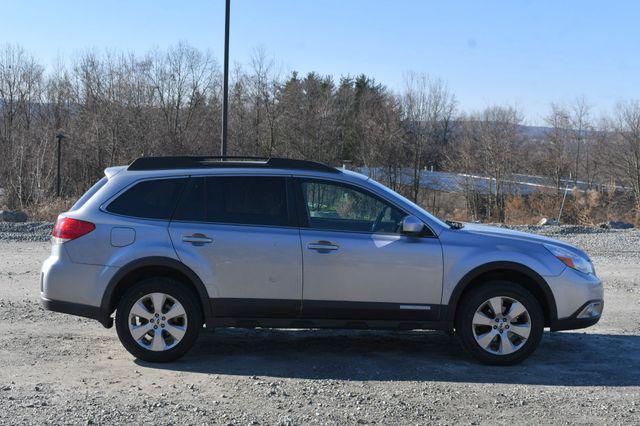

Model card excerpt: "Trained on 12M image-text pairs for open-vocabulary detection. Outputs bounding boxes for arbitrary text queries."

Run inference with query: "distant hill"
[517,125,551,139]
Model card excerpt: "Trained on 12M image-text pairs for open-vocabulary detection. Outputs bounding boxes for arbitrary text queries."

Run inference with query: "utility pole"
[220,0,230,156]
[55,132,65,197]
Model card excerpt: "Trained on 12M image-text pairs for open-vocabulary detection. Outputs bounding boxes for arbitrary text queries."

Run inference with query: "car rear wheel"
[455,281,544,365]
[115,278,202,362]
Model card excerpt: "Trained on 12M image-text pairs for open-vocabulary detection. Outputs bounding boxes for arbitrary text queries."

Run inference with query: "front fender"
[439,230,561,323]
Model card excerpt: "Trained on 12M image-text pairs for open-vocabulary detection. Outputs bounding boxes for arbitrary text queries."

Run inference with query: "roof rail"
[127,156,340,173]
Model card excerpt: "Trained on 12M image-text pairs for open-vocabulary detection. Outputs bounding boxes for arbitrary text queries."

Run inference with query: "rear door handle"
[306,241,339,251]
[182,233,213,245]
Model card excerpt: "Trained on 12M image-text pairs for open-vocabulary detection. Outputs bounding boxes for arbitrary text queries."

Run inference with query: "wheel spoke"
[130,323,153,340]
[129,292,188,352]
[507,302,527,319]
[509,323,530,339]
[130,301,153,320]
[499,334,516,354]
[476,330,496,349]
[488,297,504,316]
[472,311,494,327]
[164,324,186,341]
[164,303,186,320]
[151,330,166,351]
[473,295,533,356]
[151,293,165,314]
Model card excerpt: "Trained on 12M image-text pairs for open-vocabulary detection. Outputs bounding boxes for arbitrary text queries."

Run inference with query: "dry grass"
[23,198,75,222]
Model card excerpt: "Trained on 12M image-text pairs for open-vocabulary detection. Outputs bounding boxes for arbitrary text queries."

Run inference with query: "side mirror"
[402,215,424,234]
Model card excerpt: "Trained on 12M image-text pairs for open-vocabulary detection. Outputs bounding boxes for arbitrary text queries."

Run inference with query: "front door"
[169,175,302,318]
[297,178,443,321]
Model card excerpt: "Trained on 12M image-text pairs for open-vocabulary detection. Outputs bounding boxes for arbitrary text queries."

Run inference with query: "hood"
[457,223,589,258]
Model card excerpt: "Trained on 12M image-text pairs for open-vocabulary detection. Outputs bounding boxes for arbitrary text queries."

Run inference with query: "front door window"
[301,180,405,233]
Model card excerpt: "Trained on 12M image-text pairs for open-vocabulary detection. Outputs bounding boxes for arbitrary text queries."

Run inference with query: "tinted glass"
[106,178,186,220]
[70,176,108,211]
[301,181,405,233]
[174,176,289,226]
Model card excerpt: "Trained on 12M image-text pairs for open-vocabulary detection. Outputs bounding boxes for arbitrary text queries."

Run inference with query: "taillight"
[52,217,95,243]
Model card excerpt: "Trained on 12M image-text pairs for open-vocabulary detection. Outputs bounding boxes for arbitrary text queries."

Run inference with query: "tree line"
[1,42,639,223]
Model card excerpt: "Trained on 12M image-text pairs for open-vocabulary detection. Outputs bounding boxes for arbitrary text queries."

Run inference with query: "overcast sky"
[2,0,639,124]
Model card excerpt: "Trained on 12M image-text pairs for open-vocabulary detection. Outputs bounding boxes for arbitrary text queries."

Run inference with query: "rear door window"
[106,178,186,220]
[173,176,291,227]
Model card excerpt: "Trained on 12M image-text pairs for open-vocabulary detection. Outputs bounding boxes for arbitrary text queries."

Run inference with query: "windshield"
[367,177,450,229]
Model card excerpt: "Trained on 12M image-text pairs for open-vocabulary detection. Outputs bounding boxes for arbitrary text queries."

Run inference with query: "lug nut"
[162,316,166,321]
[153,325,158,329]
[493,325,497,329]
[155,313,159,318]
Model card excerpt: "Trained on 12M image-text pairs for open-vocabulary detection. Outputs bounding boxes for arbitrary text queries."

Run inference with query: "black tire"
[115,277,202,362]
[455,281,544,365]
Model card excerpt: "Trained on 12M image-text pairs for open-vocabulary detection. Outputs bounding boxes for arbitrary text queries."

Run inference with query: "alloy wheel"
[128,292,188,352]
[471,296,531,355]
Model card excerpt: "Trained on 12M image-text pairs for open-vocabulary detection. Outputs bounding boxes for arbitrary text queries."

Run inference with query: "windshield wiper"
[445,220,465,229]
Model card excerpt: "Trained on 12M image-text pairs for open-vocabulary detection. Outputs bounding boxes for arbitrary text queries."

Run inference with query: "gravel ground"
[0,223,639,424]
[0,222,53,242]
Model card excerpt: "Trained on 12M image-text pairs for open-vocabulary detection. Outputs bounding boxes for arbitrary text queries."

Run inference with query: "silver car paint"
[169,222,302,301]
[544,266,604,318]
[437,224,603,313]
[300,229,443,304]
[41,242,118,307]
[41,165,603,322]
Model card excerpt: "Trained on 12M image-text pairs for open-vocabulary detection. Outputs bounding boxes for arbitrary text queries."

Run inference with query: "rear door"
[169,175,302,318]
[296,178,443,321]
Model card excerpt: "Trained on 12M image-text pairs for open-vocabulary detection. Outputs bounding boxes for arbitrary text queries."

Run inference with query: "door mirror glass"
[402,215,424,234]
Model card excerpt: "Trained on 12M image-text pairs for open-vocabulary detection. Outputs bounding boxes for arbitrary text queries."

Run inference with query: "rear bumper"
[40,297,113,328]
[40,245,118,328]
[550,299,603,331]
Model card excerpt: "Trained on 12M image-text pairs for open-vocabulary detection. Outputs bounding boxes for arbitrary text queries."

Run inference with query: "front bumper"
[551,299,603,331]
[545,265,604,318]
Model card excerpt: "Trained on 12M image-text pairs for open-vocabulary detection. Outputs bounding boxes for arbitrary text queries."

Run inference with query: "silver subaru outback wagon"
[41,157,604,365]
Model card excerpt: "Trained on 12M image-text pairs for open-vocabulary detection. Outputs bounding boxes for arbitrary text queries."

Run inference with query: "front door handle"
[182,233,213,245]
[306,241,339,251]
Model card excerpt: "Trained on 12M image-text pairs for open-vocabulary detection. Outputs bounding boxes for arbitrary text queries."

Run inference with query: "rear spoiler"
[104,166,127,179]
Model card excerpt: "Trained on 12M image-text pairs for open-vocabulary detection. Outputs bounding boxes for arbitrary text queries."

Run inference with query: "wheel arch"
[101,257,212,324]
[446,261,558,327]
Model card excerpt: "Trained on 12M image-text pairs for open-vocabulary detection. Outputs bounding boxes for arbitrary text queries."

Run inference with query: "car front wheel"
[115,278,202,362]
[455,281,544,365]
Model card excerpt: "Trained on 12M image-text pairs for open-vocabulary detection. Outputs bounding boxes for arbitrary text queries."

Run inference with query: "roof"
[127,156,339,174]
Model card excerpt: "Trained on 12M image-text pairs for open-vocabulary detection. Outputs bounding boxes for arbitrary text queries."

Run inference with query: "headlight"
[543,244,594,275]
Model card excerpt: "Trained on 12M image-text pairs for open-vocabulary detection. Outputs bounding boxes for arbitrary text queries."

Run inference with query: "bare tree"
[0,44,45,207]
[144,42,219,154]
[400,72,456,202]
[544,103,572,192]
[475,106,523,222]
[569,96,592,186]
[613,101,640,215]
[0,42,639,227]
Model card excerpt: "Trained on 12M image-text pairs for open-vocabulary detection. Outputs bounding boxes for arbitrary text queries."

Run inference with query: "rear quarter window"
[70,176,108,211]
[106,178,186,220]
